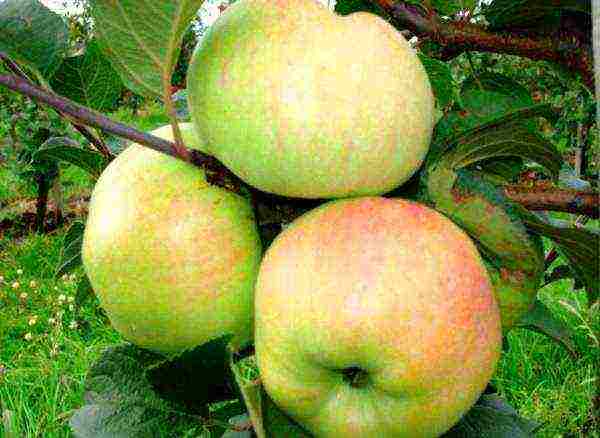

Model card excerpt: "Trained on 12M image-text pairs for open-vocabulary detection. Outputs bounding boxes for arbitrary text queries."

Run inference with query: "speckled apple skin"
[82,124,262,355]
[187,0,434,199]
[255,197,502,438]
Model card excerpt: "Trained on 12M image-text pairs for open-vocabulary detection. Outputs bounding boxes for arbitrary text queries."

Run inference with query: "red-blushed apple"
[255,197,502,437]
[187,0,434,199]
[82,124,262,355]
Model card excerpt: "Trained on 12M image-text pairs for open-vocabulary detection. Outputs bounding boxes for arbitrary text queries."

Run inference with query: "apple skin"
[187,0,434,199]
[255,197,502,438]
[82,124,262,355]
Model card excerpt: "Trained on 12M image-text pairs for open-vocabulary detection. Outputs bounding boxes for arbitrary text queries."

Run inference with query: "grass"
[1,231,597,437]
[1,102,597,437]
[0,232,122,438]
[492,278,599,437]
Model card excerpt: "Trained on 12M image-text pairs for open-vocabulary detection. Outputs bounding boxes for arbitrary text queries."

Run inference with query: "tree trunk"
[35,174,50,233]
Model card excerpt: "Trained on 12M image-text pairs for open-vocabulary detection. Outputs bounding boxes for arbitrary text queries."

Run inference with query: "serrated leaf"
[484,0,590,32]
[418,54,457,109]
[147,335,237,412]
[431,73,542,164]
[446,121,561,177]
[70,343,181,438]
[430,105,561,178]
[520,211,599,303]
[35,138,109,177]
[56,221,85,277]
[50,40,123,112]
[231,359,310,438]
[70,342,231,438]
[515,299,577,356]
[443,394,539,437]
[90,0,206,97]
[426,168,544,329]
[0,0,68,77]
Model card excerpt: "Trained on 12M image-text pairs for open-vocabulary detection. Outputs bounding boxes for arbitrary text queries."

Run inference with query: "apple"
[187,0,434,199]
[255,197,502,437]
[82,123,262,355]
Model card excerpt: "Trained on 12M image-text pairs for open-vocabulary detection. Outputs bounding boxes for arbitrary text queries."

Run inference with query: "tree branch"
[0,73,240,191]
[371,1,594,90]
[0,52,113,159]
[2,73,598,218]
[504,184,599,218]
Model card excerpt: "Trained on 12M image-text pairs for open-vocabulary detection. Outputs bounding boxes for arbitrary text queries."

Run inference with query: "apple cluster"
[82,1,503,437]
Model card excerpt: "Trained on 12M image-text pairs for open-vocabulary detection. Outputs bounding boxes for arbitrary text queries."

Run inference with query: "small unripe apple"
[188,0,434,199]
[255,197,502,437]
[82,124,262,355]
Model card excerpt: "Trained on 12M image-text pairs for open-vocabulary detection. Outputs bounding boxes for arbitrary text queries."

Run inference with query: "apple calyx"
[341,366,370,389]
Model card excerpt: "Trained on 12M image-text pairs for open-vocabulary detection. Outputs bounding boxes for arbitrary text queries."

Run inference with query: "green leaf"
[147,335,237,412]
[418,54,457,109]
[334,0,387,16]
[75,274,95,307]
[471,157,524,184]
[520,211,599,303]
[426,168,544,329]
[432,73,539,152]
[56,221,85,278]
[231,358,310,438]
[430,105,562,178]
[484,0,590,32]
[432,0,476,16]
[35,138,109,177]
[50,40,123,112]
[515,300,577,356]
[443,394,539,437]
[90,0,206,97]
[0,0,68,77]
[461,72,533,106]
[445,119,561,177]
[69,343,180,438]
[70,342,238,438]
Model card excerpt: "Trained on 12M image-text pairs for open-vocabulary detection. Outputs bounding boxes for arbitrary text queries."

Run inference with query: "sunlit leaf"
[0,0,68,77]
[50,40,123,111]
[90,0,206,97]
[418,54,457,109]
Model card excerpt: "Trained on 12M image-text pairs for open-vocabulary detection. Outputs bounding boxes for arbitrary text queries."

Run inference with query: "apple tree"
[0,0,598,436]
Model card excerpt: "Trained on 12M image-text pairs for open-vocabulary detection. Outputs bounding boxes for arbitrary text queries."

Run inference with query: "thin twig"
[0,73,238,190]
[504,184,599,218]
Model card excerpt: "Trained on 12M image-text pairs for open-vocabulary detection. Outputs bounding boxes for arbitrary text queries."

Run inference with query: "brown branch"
[504,184,599,218]
[0,52,113,158]
[371,1,594,90]
[2,74,598,218]
[0,73,241,191]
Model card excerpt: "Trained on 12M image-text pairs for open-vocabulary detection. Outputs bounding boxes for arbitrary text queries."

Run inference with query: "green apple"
[82,123,262,355]
[255,197,502,437]
[187,0,434,199]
